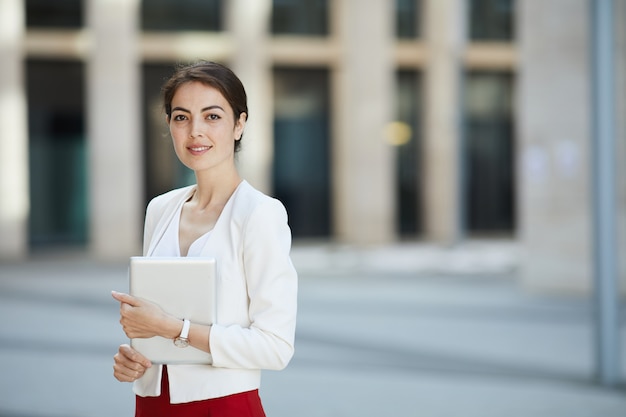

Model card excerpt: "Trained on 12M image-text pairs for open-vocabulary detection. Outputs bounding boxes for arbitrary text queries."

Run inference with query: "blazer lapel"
[146,186,196,256]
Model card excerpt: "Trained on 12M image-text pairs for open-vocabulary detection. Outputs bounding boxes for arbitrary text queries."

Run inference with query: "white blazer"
[134,180,298,403]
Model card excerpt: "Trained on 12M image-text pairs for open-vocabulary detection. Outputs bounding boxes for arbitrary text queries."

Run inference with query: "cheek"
[169,127,186,144]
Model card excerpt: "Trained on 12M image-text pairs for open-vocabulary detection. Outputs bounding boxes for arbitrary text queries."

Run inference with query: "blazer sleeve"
[209,198,298,370]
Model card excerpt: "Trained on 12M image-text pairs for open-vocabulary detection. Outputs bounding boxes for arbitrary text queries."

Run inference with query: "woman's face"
[168,81,246,174]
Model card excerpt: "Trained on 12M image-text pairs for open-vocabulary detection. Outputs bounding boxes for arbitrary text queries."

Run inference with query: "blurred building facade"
[0,0,624,293]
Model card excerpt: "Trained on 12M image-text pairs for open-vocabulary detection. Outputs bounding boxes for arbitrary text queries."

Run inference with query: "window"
[272,0,328,36]
[468,0,515,41]
[26,0,83,28]
[27,60,87,246]
[142,0,222,31]
[273,68,332,238]
[395,70,422,236]
[396,0,421,39]
[464,71,515,233]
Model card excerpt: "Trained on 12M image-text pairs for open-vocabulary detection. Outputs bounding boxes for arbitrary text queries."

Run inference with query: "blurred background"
[0,0,625,416]
[1,0,625,293]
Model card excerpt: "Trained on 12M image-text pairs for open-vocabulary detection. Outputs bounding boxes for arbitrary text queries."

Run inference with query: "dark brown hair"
[162,60,248,152]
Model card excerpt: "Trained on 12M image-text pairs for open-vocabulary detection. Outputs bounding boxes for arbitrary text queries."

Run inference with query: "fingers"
[113,344,152,383]
[114,294,167,339]
[118,304,159,339]
[120,344,152,368]
[117,299,139,338]
[111,290,127,302]
[112,291,143,307]
[111,290,139,306]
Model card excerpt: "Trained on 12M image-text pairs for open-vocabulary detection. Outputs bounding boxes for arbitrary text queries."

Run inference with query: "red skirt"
[135,366,266,417]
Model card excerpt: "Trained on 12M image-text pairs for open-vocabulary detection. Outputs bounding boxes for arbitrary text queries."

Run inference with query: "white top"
[151,193,211,257]
[133,180,298,403]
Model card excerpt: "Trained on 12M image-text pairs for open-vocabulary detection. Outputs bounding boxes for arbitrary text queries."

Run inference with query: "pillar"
[517,0,593,292]
[616,0,626,290]
[226,0,274,195]
[333,0,395,245]
[422,0,466,244]
[0,0,29,261]
[86,0,143,259]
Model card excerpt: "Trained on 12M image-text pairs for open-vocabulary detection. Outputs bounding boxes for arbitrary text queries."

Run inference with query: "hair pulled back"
[162,60,248,152]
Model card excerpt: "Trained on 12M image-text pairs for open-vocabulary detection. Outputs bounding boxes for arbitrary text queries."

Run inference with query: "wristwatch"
[173,319,190,348]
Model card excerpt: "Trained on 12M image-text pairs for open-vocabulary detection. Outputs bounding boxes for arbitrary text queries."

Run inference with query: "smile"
[188,146,211,152]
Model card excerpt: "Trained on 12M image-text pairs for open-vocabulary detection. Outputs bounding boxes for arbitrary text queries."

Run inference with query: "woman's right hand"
[113,344,152,382]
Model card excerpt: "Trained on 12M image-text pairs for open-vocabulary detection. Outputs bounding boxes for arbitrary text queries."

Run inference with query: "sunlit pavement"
[0,242,625,417]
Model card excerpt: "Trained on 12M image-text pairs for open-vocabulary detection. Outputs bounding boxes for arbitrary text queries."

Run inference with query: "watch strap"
[179,318,190,339]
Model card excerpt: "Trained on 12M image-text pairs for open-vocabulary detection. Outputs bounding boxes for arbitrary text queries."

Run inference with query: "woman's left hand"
[113,344,152,382]
[112,291,178,339]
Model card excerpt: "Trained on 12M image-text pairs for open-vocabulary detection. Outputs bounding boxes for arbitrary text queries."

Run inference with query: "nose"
[190,120,203,138]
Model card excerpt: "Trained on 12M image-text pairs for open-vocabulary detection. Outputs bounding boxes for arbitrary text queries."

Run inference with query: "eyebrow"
[171,105,226,113]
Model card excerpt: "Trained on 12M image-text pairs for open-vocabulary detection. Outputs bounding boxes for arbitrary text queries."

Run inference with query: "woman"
[111,61,297,417]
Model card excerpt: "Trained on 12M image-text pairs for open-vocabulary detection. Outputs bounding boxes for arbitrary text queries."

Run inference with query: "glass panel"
[273,68,331,238]
[142,0,222,31]
[272,0,328,36]
[395,70,422,236]
[464,71,515,234]
[26,0,83,28]
[27,60,87,246]
[469,0,515,41]
[143,64,195,206]
[396,0,421,39]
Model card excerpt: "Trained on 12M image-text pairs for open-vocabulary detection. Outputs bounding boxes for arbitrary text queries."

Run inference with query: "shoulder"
[235,181,286,214]
[146,185,195,217]
[230,181,288,226]
[233,182,292,252]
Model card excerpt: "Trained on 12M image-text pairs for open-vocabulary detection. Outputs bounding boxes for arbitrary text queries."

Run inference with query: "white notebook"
[128,257,216,364]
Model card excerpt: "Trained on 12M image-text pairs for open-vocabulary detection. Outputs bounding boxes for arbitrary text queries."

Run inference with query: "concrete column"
[422,0,466,244]
[0,0,29,261]
[86,0,142,259]
[226,0,273,195]
[333,0,395,245]
[517,0,593,292]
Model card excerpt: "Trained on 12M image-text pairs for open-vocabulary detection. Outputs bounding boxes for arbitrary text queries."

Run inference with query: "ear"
[235,112,247,140]
[165,114,171,124]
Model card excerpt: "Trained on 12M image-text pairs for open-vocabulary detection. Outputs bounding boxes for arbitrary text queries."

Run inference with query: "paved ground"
[0,242,625,417]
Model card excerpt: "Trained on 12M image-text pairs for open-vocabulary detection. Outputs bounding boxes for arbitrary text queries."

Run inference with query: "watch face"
[174,337,189,348]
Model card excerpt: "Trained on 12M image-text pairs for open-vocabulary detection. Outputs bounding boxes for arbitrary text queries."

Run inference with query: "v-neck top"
[151,196,212,257]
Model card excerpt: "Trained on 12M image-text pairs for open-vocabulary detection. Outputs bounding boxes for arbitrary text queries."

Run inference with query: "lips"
[187,145,212,155]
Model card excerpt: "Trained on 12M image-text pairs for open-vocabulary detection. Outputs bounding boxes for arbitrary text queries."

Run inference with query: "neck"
[192,168,242,210]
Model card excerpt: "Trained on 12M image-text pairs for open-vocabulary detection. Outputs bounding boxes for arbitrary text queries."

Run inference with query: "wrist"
[173,318,191,348]
[166,317,184,339]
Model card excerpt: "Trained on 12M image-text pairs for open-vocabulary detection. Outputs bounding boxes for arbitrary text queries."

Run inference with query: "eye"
[173,114,187,121]
[206,114,221,121]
